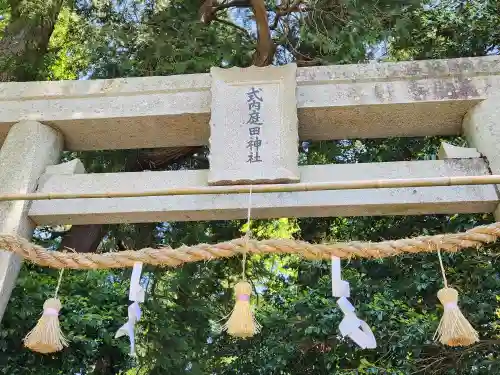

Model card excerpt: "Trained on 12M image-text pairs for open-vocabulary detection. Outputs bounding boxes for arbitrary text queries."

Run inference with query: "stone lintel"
[29,159,498,225]
[0,56,498,150]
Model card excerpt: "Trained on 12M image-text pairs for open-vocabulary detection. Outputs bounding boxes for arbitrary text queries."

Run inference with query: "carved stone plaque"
[208,64,299,185]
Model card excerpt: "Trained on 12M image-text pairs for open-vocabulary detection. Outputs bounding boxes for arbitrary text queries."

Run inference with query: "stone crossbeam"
[1,56,499,150]
[29,159,498,224]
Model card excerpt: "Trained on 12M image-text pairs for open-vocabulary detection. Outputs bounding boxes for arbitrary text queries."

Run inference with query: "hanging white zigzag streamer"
[116,262,145,355]
[331,256,376,349]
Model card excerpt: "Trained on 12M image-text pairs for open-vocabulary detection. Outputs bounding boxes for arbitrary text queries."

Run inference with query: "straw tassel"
[222,186,261,338]
[23,297,68,353]
[434,287,479,347]
[222,280,261,338]
[433,249,479,347]
[24,269,68,354]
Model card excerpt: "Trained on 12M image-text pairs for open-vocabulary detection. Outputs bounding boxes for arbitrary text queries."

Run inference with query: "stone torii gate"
[1,56,500,321]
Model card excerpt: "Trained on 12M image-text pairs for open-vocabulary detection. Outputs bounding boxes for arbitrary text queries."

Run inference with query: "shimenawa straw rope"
[0,222,499,269]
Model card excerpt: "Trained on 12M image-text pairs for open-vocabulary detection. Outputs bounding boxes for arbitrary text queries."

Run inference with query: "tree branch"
[214,17,252,39]
[200,0,251,24]
[214,0,251,12]
[199,0,277,65]
[270,0,304,30]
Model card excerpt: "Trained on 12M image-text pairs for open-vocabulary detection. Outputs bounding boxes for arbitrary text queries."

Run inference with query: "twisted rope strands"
[0,222,499,270]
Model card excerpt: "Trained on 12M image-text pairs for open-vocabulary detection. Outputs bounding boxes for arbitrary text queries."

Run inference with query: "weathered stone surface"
[0,121,62,322]
[38,159,86,187]
[30,159,497,225]
[0,56,498,150]
[209,64,299,185]
[463,98,500,219]
[438,142,480,159]
[44,158,85,175]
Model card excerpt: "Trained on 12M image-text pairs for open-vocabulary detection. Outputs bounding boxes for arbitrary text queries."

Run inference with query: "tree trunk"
[250,0,275,66]
[0,0,64,81]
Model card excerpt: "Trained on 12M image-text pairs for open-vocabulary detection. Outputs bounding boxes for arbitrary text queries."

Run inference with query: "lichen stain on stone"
[476,57,500,73]
[425,60,449,76]
[374,83,393,102]
[374,83,385,102]
[343,85,359,102]
[447,59,475,75]
[481,79,493,95]
[408,81,430,101]
[384,61,424,79]
[296,68,338,83]
[432,79,480,100]
[403,61,424,77]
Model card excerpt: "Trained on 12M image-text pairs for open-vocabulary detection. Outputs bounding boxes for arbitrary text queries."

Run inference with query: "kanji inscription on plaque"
[208,64,299,185]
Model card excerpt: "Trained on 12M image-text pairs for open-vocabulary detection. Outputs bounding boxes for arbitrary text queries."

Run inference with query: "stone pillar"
[463,98,500,219]
[0,121,62,322]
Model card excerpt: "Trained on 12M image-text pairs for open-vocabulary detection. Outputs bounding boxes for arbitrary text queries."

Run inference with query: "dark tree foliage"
[0,0,499,374]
